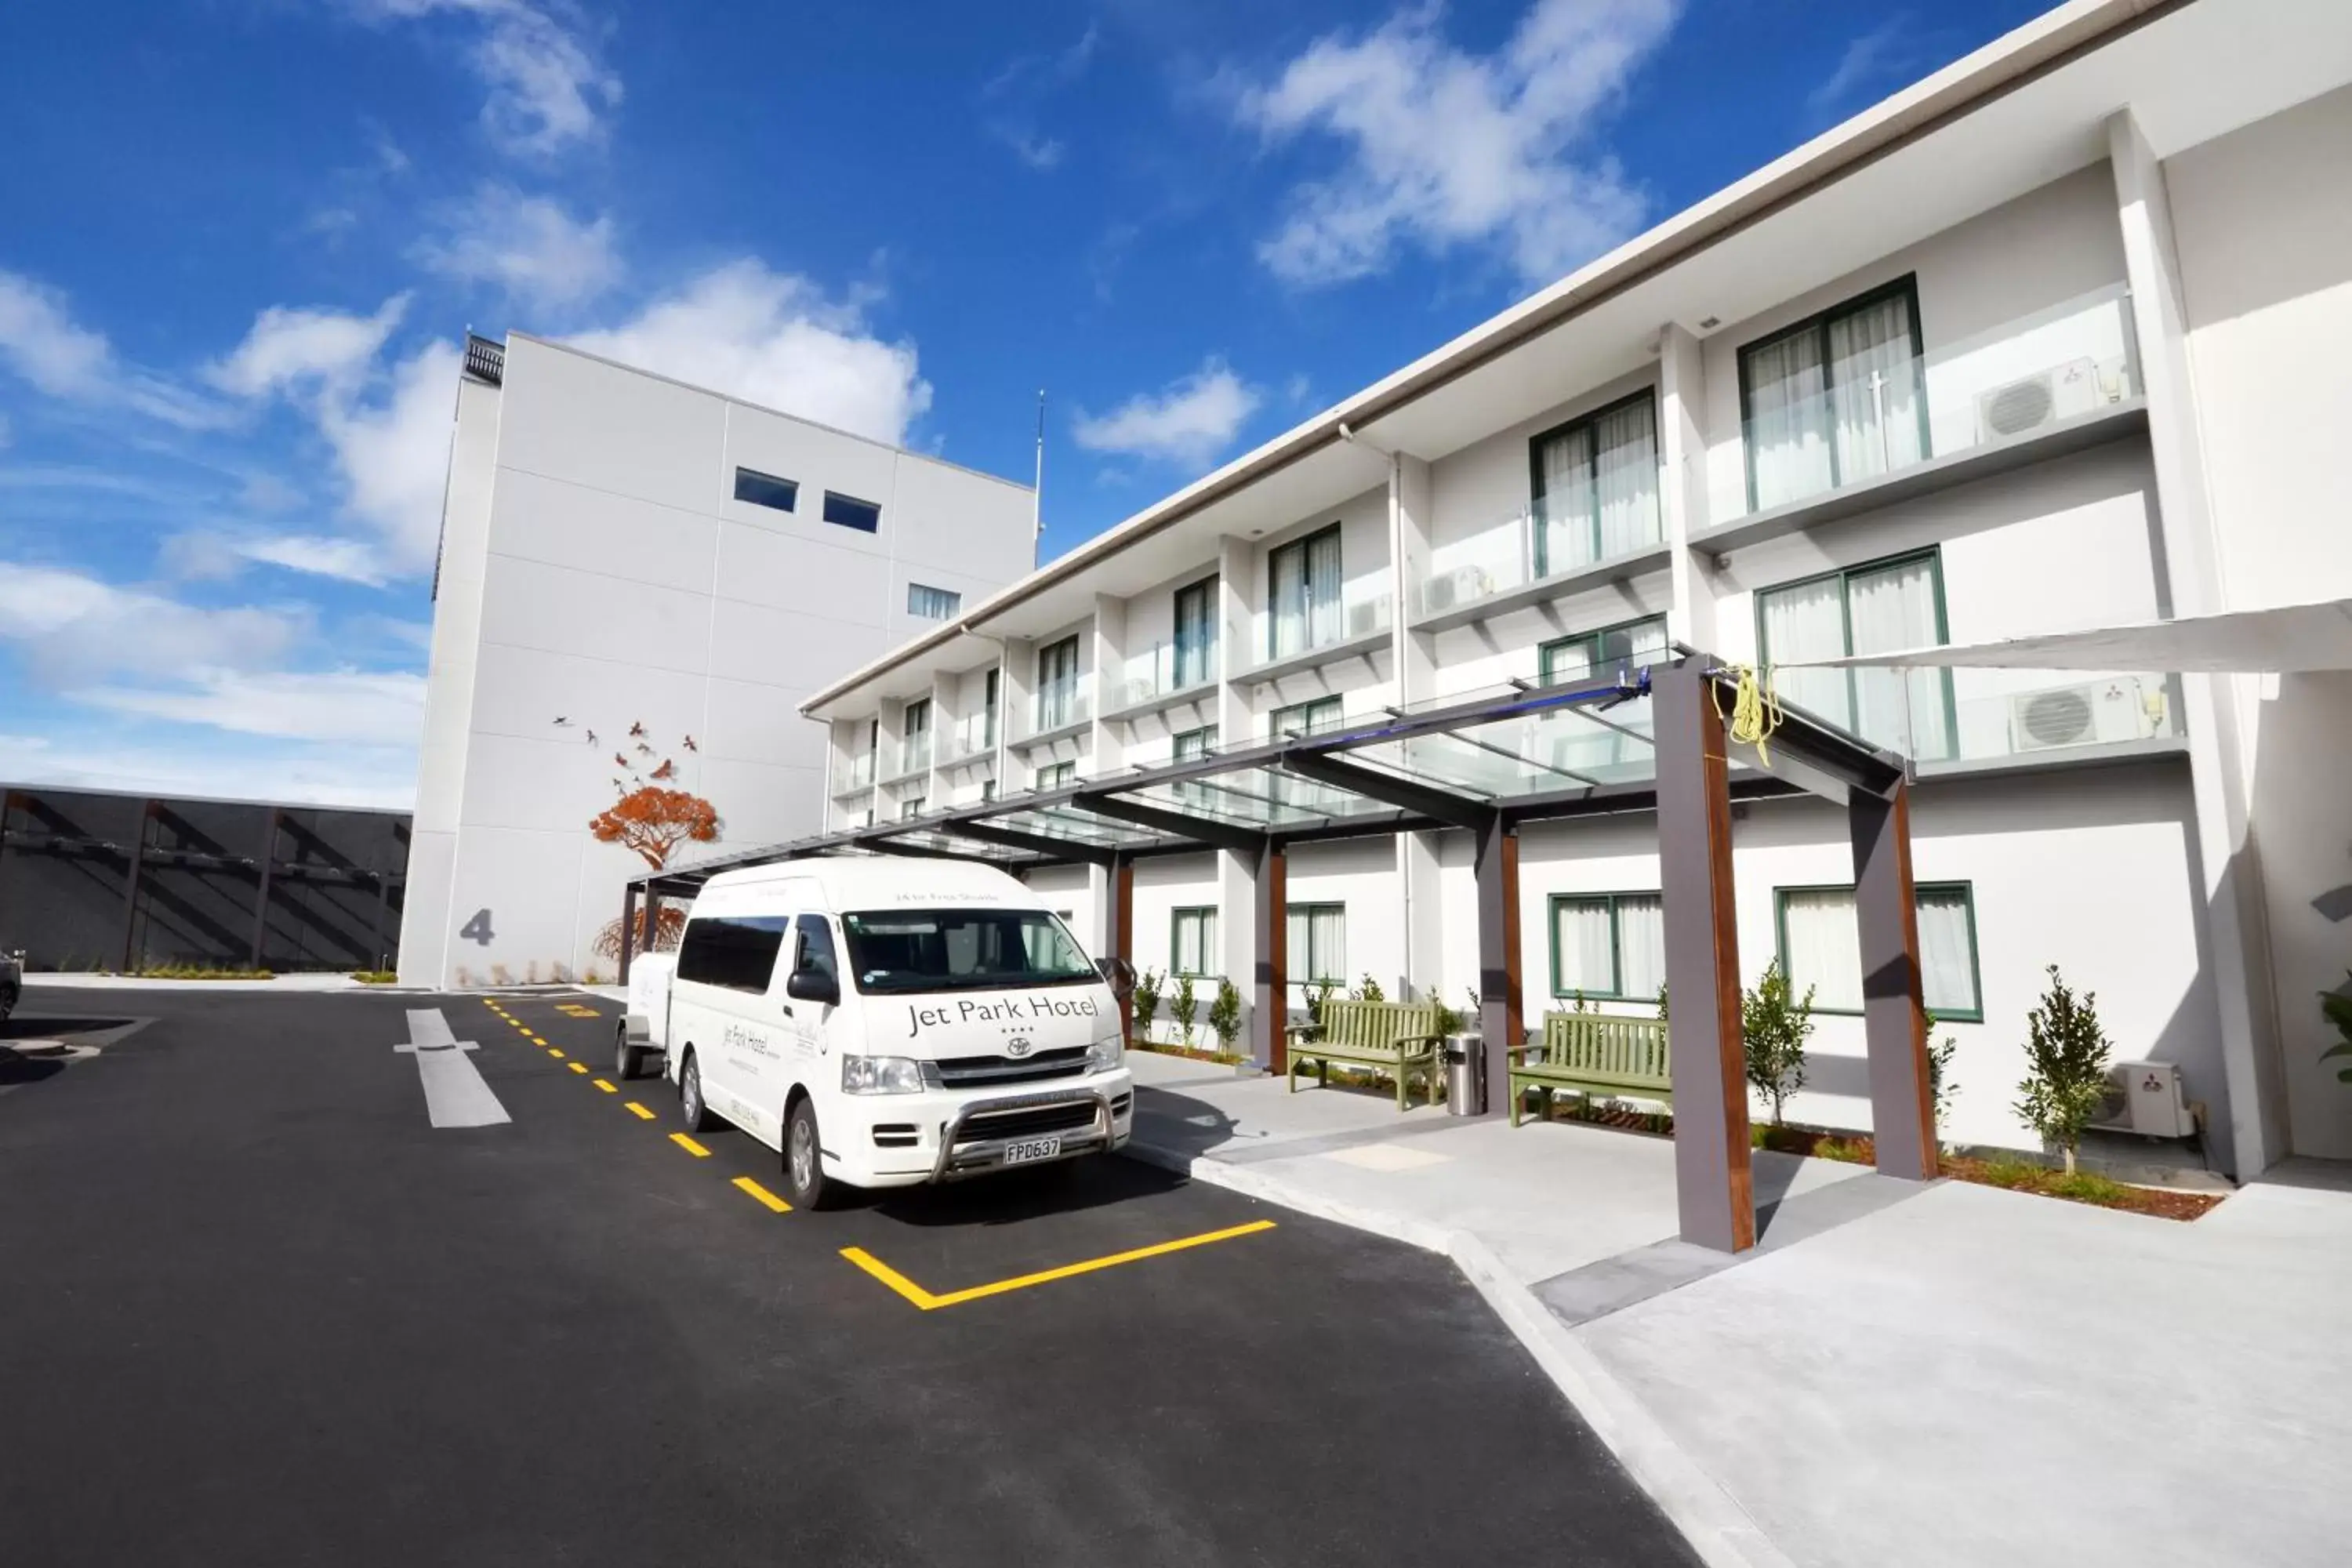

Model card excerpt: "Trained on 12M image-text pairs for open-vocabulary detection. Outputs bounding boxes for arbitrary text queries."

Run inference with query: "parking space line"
[625,1102,656,1120]
[731,1176,792,1213]
[840,1219,1277,1312]
[670,1134,711,1157]
[592,1078,617,1093]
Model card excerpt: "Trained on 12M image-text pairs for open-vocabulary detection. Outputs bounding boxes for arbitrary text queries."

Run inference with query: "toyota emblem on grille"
[1005,1036,1033,1057]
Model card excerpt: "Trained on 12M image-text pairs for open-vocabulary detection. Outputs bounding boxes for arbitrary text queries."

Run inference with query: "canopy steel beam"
[1073,790,1261,855]
[891,821,1115,866]
[1281,750,1490,834]
[1852,781,1936,1181]
[1254,839,1287,1073]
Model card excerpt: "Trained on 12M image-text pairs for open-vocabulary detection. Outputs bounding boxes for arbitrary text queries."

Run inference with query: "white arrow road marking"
[394,1008,511,1128]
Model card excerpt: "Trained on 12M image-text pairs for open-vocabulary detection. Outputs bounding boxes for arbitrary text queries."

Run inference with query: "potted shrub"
[2014,965,2111,1174]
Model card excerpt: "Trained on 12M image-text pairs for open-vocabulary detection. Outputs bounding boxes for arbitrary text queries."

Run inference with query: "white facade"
[802,0,2352,1175]
[397,335,1035,989]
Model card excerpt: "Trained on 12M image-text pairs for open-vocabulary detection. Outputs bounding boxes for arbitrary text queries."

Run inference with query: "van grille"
[929,1046,1088,1089]
[954,1100,1099,1143]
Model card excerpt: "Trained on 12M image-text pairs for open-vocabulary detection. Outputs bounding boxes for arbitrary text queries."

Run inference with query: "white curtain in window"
[1917,889,1976,1016]
[1271,542,1308,658]
[1174,913,1214,978]
[1287,906,1345,984]
[1305,529,1343,649]
[1826,294,1925,485]
[1554,899,1616,996]
[1594,399,1661,560]
[1759,576,1851,729]
[1747,331,1831,507]
[1615,895,1667,1002]
[1537,423,1596,575]
[1846,557,1951,758]
[1781,888,1862,1011]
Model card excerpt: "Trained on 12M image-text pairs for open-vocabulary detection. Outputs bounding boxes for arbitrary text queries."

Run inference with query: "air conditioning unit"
[1975,358,2112,441]
[2089,1061,2198,1138]
[1423,566,1492,615]
[2008,678,2154,752]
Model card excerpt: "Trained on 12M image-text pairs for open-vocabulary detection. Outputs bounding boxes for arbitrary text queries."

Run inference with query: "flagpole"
[1032,389,1046,569]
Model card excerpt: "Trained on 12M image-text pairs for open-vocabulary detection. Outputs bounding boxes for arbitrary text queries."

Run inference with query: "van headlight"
[841,1054,925,1094]
[1087,1033,1124,1073]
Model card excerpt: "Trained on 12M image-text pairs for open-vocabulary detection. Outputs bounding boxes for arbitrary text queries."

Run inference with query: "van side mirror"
[786,967,839,1007]
[1097,956,1136,1000]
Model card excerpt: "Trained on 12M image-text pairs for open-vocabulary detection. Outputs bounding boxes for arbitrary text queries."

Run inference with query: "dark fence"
[0,785,410,974]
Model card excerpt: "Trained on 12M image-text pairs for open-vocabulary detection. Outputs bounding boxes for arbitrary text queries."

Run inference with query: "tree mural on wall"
[573,719,724,961]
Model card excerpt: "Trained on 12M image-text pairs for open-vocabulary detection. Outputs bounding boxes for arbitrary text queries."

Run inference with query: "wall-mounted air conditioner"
[1974,358,2116,442]
[2089,1060,2198,1138]
[2008,678,2156,753]
[1423,567,1493,615]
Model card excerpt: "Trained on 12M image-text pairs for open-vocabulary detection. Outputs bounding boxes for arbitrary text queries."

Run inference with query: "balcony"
[1014,681,1093,748]
[1700,285,2143,553]
[1241,590,1392,687]
[829,751,877,797]
[936,713,998,768]
[1769,664,2185,775]
[1417,498,1670,633]
[1102,642,1219,722]
[880,733,932,783]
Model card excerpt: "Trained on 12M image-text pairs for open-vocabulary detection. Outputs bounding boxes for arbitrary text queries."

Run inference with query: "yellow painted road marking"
[592,1078,617,1093]
[732,1176,792,1213]
[840,1219,1277,1312]
[558,1004,601,1018]
[568,1062,589,1075]
[547,1047,564,1058]
[670,1133,711,1157]
[528,1034,547,1045]
[625,1102,656,1120]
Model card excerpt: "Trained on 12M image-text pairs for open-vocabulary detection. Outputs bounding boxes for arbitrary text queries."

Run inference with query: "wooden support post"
[1851,782,1937,1180]
[619,885,641,985]
[1254,838,1287,1073]
[1473,811,1519,1114]
[249,807,281,971]
[1109,851,1135,1043]
[118,800,154,974]
[1654,662,1755,1254]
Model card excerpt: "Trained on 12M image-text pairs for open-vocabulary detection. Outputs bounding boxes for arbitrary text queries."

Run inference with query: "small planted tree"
[1132,968,1163,1044]
[1741,958,1814,1127]
[1926,1010,1960,1140]
[1655,983,1669,1022]
[1208,978,1243,1055]
[1305,978,1338,1033]
[2014,965,2112,1174]
[2320,972,2352,1083]
[1352,973,1385,1004]
[1171,975,1199,1048]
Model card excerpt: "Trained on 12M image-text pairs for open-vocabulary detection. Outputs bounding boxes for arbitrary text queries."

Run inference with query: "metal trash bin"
[1444,1035,1485,1116]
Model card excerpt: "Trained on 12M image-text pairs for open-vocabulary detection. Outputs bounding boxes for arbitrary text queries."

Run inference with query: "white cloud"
[0,564,307,684]
[78,669,426,746]
[413,185,621,311]
[1230,0,1678,287]
[1072,358,1261,468]
[0,270,224,428]
[0,729,417,811]
[567,260,931,446]
[205,295,408,398]
[164,531,391,588]
[358,0,622,157]
[317,339,464,575]
[998,131,1066,171]
[1809,20,1913,117]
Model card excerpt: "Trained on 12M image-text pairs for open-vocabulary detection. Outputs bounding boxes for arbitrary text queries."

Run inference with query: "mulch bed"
[1129,1039,1247,1066]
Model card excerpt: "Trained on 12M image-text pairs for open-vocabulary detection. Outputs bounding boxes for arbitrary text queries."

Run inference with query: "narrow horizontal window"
[822,491,882,532]
[907,583,961,620]
[733,467,798,513]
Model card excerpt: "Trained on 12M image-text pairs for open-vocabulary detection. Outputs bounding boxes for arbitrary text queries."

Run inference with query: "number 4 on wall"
[459,909,496,946]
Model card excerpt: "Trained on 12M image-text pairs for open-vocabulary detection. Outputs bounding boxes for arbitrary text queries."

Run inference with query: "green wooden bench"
[1287,999,1446,1111]
[1508,1011,1671,1127]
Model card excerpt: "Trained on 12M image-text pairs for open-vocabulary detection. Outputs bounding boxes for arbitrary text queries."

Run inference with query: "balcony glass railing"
[1769,664,2181,769]
[1107,641,1218,712]
[1250,590,1392,667]
[1022,681,1094,740]
[1419,488,1666,622]
[884,733,932,779]
[1740,285,2138,516]
[937,714,997,765]
[831,751,876,793]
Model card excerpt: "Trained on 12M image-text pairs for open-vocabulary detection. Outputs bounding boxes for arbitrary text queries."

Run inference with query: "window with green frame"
[1527,390,1661,577]
[1285,902,1346,989]
[1738,275,1929,511]
[1538,615,1670,687]
[1036,760,1076,789]
[1755,547,1955,760]
[1172,577,1218,688]
[1268,695,1341,739]
[1171,906,1217,978]
[1549,892,1665,1002]
[1267,523,1342,658]
[1774,881,1982,1021]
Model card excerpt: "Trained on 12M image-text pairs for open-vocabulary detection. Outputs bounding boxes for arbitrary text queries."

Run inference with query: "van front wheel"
[678,1051,712,1134]
[783,1098,834,1210]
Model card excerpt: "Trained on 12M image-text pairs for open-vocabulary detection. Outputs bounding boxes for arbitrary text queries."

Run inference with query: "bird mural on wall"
[629,721,647,739]
[552,716,572,728]
[650,759,677,781]
[682,735,699,752]
[585,729,598,745]
[614,752,630,768]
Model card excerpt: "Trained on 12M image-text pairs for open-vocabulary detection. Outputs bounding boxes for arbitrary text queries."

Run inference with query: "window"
[1172,577,1218,688]
[790,913,839,989]
[908,583,960,620]
[1550,894,1665,1003]
[676,913,790,994]
[980,779,996,801]
[841,908,1096,995]
[900,796,925,820]
[733,467,798,514]
[900,698,931,773]
[983,668,1000,750]
[1171,906,1217,978]
[1036,635,1080,731]
[1172,725,1218,760]
[1539,615,1670,687]
[1756,549,1953,759]
[1528,391,1661,576]
[1268,696,1341,739]
[1776,882,1981,1021]
[1740,277,1928,510]
[1286,903,1346,989]
[1268,523,1342,658]
[822,490,882,532]
[1036,760,1076,789]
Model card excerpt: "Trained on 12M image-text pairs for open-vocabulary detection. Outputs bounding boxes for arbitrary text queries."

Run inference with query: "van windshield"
[840,909,1098,995]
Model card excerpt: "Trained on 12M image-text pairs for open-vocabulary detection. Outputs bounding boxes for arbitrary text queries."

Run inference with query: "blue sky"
[0,0,2050,807]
